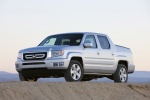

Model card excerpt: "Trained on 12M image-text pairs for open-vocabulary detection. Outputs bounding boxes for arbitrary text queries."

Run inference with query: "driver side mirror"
[83,40,93,48]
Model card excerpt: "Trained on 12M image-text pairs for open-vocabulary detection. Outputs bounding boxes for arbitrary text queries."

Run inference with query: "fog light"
[59,62,64,66]
[15,64,19,68]
[53,63,58,66]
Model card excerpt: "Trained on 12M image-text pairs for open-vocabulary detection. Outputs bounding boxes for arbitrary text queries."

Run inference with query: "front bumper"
[15,58,70,72]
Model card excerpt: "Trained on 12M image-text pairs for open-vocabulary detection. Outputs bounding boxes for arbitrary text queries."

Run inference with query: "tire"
[19,73,38,82]
[64,60,83,82]
[113,64,128,83]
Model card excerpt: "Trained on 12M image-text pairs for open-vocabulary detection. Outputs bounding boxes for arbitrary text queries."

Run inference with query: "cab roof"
[54,32,106,36]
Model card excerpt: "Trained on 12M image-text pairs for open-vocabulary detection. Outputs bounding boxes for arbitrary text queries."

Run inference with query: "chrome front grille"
[23,52,47,60]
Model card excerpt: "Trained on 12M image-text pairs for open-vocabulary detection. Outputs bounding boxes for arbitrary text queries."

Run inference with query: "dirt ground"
[0,82,150,100]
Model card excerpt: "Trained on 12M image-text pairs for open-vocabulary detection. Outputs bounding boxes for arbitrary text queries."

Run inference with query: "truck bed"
[115,45,132,53]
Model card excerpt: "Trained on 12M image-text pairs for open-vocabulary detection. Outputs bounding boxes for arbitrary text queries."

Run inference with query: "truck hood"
[19,45,69,53]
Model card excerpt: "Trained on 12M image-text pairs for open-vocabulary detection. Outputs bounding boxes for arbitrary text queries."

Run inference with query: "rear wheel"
[64,60,83,82]
[19,73,38,82]
[113,64,128,83]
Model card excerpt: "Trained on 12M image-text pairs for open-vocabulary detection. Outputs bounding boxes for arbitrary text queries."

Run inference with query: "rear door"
[97,35,115,73]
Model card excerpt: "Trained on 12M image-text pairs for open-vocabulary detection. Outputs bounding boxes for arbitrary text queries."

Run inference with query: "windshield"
[39,34,83,46]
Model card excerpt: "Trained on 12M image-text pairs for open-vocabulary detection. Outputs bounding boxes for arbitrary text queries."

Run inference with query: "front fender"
[66,52,84,67]
[66,52,83,60]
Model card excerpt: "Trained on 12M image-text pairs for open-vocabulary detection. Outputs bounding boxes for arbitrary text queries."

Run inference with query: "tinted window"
[85,35,97,48]
[97,36,110,49]
[39,34,83,46]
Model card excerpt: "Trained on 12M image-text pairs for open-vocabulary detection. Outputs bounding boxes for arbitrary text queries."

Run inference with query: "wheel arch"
[118,60,128,70]
[71,57,84,69]
[66,52,84,68]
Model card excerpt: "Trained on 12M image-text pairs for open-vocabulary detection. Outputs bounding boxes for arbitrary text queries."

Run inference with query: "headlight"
[51,50,64,57]
[17,53,23,59]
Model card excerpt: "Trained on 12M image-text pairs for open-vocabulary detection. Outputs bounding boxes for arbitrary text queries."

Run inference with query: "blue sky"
[0,0,150,73]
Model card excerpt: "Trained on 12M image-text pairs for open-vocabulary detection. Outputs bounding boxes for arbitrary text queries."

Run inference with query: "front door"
[83,35,100,73]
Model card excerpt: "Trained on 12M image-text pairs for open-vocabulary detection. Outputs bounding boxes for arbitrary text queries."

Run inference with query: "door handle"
[97,51,100,55]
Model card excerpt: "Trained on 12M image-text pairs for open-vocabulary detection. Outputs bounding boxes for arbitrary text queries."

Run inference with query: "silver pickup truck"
[15,32,135,83]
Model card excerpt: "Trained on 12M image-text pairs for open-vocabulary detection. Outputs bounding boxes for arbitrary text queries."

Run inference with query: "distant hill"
[0,71,12,74]
[129,71,150,78]
[0,71,149,83]
[0,71,19,82]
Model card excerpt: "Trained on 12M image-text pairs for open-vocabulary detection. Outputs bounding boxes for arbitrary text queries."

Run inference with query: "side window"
[85,35,97,48]
[97,36,110,49]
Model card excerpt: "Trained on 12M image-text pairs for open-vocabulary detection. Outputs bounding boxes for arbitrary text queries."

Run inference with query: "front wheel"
[19,73,38,82]
[64,60,83,82]
[113,64,128,83]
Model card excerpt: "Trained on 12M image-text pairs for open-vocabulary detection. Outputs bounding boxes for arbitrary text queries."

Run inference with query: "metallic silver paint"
[16,32,135,76]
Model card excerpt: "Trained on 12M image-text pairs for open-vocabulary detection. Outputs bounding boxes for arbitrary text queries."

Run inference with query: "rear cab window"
[97,35,110,49]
